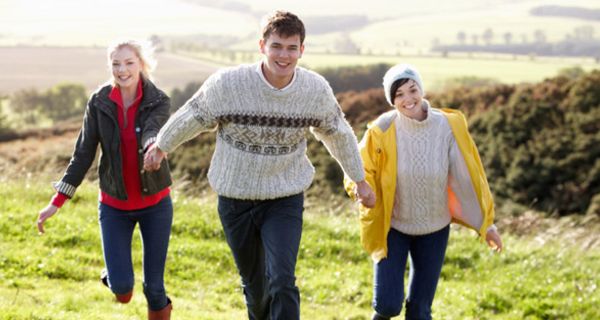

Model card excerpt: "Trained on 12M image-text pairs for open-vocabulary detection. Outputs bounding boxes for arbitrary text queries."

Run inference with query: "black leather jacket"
[54,79,172,200]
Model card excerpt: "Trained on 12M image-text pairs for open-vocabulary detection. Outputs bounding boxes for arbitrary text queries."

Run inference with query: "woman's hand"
[485,227,503,253]
[355,180,376,208]
[37,204,59,234]
[143,144,167,171]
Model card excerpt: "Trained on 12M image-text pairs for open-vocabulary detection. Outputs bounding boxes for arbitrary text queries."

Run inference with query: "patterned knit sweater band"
[157,62,365,200]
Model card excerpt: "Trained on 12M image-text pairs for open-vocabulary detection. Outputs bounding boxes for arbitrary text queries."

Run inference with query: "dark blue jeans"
[373,225,450,320]
[218,193,304,320]
[98,196,173,311]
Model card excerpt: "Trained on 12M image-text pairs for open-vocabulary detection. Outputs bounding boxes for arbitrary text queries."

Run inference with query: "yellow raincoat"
[345,108,495,262]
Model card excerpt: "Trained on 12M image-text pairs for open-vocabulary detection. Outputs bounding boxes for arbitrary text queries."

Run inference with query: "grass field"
[174,48,600,92]
[1,178,599,319]
[1,44,598,98]
[304,53,600,89]
[345,1,600,53]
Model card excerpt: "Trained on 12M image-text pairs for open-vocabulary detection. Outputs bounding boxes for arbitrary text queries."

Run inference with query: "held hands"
[485,227,503,253]
[355,180,376,208]
[143,144,167,172]
[37,204,58,234]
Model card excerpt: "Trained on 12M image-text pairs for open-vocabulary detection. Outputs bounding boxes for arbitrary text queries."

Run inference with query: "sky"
[0,0,598,49]
[0,0,256,46]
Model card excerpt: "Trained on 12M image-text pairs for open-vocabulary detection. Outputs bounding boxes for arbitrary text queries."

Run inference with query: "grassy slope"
[346,1,600,52]
[0,178,599,319]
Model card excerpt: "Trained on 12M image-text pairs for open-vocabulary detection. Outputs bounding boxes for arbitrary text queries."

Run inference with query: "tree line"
[433,26,600,59]
[530,5,600,21]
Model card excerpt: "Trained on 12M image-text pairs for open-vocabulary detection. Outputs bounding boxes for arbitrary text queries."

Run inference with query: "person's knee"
[243,279,267,296]
[373,299,403,318]
[109,279,134,296]
[268,274,297,294]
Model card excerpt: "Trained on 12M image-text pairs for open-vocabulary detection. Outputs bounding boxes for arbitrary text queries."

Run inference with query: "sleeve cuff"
[144,137,157,151]
[51,192,69,208]
[486,224,497,233]
[53,181,76,198]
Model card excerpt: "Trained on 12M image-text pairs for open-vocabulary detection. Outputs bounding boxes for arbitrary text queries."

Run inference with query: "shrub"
[9,83,87,124]
[317,63,391,94]
[0,99,14,139]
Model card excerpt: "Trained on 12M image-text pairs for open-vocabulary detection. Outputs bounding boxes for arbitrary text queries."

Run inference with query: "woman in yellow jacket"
[345,64,503,320]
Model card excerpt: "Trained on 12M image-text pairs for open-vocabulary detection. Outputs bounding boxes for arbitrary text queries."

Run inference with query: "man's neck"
[261,62,294,89]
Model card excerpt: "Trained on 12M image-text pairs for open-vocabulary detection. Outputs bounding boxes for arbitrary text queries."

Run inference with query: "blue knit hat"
[382,63,424,106]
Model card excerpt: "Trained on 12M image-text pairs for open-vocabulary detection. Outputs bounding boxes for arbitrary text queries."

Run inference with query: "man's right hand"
[143,144,167,172]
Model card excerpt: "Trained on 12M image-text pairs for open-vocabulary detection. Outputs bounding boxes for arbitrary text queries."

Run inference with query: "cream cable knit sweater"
[157,62,365,200]
[391,106,455,235]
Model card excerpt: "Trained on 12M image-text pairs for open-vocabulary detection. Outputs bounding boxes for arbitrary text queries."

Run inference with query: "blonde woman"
[37,39,173,319]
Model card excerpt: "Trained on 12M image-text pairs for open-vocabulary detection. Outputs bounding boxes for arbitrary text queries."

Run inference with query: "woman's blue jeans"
[373,225,450,320]
[98,196,173,311]
[218,193,304,320]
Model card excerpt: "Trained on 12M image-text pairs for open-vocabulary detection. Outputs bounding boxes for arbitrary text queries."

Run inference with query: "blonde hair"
[107,39,157,83]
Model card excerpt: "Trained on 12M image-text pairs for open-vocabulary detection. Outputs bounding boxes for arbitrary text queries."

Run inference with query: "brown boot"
[115,290,133,303]
[148,298,172,320]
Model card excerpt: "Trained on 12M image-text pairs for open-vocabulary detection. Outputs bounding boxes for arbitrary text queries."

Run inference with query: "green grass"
[1,178,599,319]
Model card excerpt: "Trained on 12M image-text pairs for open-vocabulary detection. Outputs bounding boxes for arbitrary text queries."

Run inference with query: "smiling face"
[393,79,425,121]
[259,32,304,89]
[110,45,142,91]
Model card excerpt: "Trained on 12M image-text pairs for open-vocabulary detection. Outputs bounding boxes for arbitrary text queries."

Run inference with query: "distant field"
[174,48,600,91]
[345,1,600,54]
[2,46,599,96]
[0,47,219,94]
[301,52,600,89]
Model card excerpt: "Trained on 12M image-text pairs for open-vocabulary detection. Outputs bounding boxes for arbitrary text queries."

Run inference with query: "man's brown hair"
[261,11,305,44]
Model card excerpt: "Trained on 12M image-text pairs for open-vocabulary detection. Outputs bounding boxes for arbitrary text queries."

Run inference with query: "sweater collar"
[395,100,432,131]
[255,61,297,92]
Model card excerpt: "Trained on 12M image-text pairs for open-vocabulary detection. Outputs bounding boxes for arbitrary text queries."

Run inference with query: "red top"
[52,80,169,210]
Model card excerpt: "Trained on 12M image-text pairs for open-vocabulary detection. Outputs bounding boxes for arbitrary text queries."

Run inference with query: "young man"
[144,11,375,320]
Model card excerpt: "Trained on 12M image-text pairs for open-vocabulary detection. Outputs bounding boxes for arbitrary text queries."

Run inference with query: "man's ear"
[259,39,266,54]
